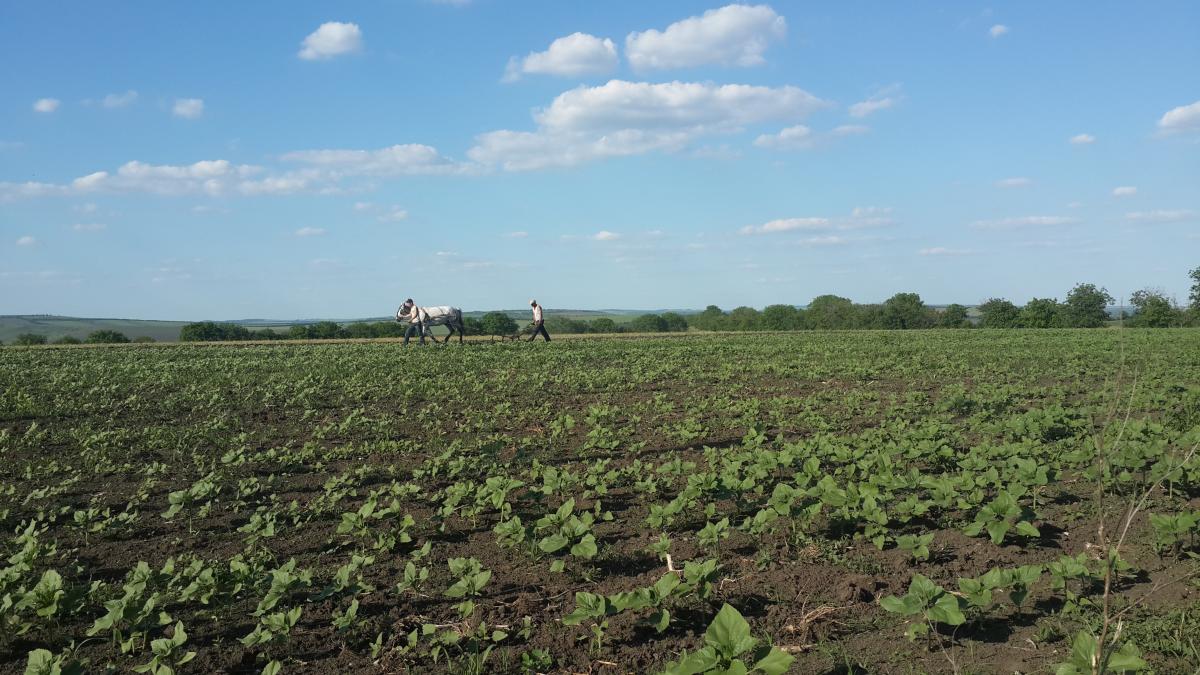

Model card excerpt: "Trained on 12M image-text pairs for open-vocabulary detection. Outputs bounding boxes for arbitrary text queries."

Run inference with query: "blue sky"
[2,1,1198,319]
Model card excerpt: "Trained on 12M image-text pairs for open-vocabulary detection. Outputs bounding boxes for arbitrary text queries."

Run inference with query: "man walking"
[528,299,551,342]
[398,298,428,346]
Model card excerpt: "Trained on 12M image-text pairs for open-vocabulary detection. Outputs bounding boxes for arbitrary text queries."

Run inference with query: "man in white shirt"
[528,299,550,342]
[397,299,428,346]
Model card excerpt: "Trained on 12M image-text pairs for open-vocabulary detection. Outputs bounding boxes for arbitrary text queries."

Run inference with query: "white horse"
[395,304,466,344]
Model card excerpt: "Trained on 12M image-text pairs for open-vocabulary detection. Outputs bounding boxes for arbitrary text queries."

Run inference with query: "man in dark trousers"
[397,298,428,346]
[528,299,551,342]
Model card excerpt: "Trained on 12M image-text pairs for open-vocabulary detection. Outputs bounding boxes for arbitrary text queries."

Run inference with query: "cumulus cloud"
[848,85,902,119]
[299,22,363,60]
[996,177,1031,188]
[593,230,620,241]
[1112,186,1137,197]
[1069,133,1095,145]
[282,143,469,176]
[172,98,204,119]
[753,125,811,149]
[504,231,529,238]
[742,207,894,235]
[831,124,870,136]
[16,236,36,246]
[740,217,829,235]
[1125,209,1195,223]
[33,98,60,113]
[295,227,326,237]
[470,79,829,170]
[72,223,106,231]
[971,215,1078,229]
[1157,100,1200,134]
[504,33,618,82]
[626,4,786,71]
[102,90,138,108]
[989,24,1009,38]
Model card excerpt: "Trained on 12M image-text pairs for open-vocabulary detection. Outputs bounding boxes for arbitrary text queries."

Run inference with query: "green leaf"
[1015,521,1041,538]
[751,646,796,675]
[650,609,671,633]
[261,660,283,675]
[660,647,720,675]
[879,595,921,616]
[538,534,568,553]
[927,594,965,626]
[986,520,1010,545]
[705,604,755,659]
[570,534,598,559]
[1106,641,1148,673]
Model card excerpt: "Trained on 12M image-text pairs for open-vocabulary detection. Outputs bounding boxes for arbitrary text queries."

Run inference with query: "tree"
[1019,298,1061,328]
[462,317,485,336]
[805,295,857,329]
[937,304,970,328]
[882,293,931,329]
[132,336,156,343]
[308,321,344,339]
[630,313,668,333]
[53,335,82,345]
[978,298,1021,328]
[727,306,762,331]
[761,304,802,330]
[689,305,727,331]
[85,330,131,344]
[1061,283,1114,328]
[660,312,689,332]
[1189,266,1200,313]
[179,321,252,342]
[589,318,618,333]
[480,312,518,337]
[1127,289,1183,328]
[14,333,48,345]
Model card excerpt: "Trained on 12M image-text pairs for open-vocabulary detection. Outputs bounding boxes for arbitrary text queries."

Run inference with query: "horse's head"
[395,299,415,321]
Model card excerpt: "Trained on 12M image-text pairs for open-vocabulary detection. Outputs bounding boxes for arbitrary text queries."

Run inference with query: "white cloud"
[593,230,620,241]
[172,98,204,119]
[16,236,36,246]
[1157,100,1200,134]
[1067,201,1084,208]
[470,79,829,170]
[1069,133,1095,145]
[504,33,618,82]
[625,4,786,71]
[33,98,60,113]
[282,143,468,175]
[848,85,901,119]
[996,177,1031,188]
[1125,209,1195,223]
[102,90,138,108]
[971,215,1078,229]
[989,24,1009,38]
[740,217,829,235]
[504,231,529,238]
[72,223,106,231]
[295,227,326,237]
[378,206,409,222]
[1112,186,1137,197]
[831,124,870,136]
[847,206,894,228]
[919,247,974,256]
[753,125,811,149]
[299,22,363,60]
[353,201,373,211]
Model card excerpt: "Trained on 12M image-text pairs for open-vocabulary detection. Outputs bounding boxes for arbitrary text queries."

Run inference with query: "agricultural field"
[1,331,1199,674]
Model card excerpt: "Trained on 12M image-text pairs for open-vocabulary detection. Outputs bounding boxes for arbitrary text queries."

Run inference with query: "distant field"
[0,311,659,344]
[0,316,190,343]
